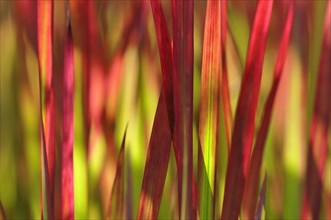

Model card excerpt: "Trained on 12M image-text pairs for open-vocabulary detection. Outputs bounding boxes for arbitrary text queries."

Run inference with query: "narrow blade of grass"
[221,1,273,219]
[137,92,172,219]
[198,1,221,219]
[106,129,127,220]
[243,2,294,219]
[61,11,74,220]
[301,2,331,219]
[37,1,53,218]
[171,0,195,218]
[254,173,267,220]
[150,0,174,132]
[220,0,232,151]
[135,1,175,218]
[37,0,55,207]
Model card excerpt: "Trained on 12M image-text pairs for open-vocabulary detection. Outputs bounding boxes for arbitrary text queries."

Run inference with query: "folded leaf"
[243,2,294,219]
[198,1,221,219]
[62,14,74,220]
[106,129,127,219]
[171,0,195,218]
[301,2,331,219]
[221,1,273,219]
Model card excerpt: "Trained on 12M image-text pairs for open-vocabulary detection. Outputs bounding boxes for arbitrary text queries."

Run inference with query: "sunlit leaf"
[197,1,221,219]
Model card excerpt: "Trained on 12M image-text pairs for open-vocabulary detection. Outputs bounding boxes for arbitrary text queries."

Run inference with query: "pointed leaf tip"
[107,128,127,219]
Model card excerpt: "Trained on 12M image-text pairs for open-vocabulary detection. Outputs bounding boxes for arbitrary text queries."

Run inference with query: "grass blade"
[243,2,294,219]
[150,0,174,132]
[198,1,221,219]
[106,129,127,220]
[135,1,176,218]
[220,0,232,151]
[37,1,54,218]
[137,92,172,219]
[221,1,273,219]
[301,2,331,219]
[37,0,55,207]
[62,10,74,219]
[171,0,195,218]
[254,173,267,220]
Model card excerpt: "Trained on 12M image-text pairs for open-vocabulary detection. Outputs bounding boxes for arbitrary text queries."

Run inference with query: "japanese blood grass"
[1,0,330,219]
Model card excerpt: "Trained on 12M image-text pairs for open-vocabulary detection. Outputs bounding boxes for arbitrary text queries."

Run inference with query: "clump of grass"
[0,0,330,219]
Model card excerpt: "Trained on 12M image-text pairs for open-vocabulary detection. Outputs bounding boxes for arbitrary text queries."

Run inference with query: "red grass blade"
[171,0,195,218]
[0,201,7,220]
[61,11,74,220]
[243,2,294,219]
[106,129,127,219]
[135,1,175,218]
[37,0,55,208]
[301,2,331,219]
[220,0,233,151]
[221,1,273,219]
[137,92,172,219]
[254,173,267,220]
[149,0,174,132]
[198,0,221,218]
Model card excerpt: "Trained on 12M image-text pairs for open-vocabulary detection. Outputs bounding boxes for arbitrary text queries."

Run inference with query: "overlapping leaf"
[243,2,294,219]
[137,1,174,218]
[221,1,273,219]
